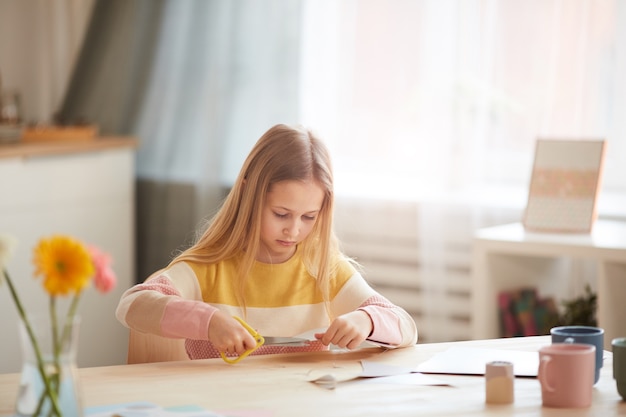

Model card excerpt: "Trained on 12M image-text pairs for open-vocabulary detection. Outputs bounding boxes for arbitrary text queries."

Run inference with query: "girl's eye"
[303,215,316,221]
[274,212,288,219]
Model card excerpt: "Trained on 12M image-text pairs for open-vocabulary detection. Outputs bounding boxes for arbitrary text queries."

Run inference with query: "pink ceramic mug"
[538,343,595,408]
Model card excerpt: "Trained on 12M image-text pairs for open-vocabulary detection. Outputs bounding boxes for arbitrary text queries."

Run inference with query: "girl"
[116,124,417,362]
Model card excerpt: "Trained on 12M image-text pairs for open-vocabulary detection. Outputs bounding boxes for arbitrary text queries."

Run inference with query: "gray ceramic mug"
[550,325,604,385]
[612,337,626,400]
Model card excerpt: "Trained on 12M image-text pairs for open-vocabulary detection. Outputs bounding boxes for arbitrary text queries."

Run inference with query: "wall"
[0,143,135,373]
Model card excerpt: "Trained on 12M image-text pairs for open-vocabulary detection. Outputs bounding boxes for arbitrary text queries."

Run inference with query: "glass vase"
[15,315,83,417]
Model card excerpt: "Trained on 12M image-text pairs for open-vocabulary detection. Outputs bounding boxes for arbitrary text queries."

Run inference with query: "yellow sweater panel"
[186,249,355,308]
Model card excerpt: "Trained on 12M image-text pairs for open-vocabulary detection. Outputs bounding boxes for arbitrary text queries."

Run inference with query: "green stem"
[60,293,81,352]
[3,269,63,416]
[33,386,48,417]
[49,297,61,417]
[50,297,59,358]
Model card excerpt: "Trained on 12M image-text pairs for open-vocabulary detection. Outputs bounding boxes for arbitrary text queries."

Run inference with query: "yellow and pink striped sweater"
[116,249,418,359]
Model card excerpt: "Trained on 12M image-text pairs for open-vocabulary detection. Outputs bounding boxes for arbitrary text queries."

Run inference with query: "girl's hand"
[208,311,258,356]
[314,310,373,349]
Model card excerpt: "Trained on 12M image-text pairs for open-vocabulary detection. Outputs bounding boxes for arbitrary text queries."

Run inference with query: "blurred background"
[1,0,625,372]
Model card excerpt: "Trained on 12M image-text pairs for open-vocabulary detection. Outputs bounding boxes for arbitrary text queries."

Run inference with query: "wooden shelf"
[0,136,137,159]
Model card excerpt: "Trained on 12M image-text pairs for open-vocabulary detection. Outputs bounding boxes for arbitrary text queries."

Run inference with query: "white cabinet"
[0,138,136,373]
[471,220,626,349]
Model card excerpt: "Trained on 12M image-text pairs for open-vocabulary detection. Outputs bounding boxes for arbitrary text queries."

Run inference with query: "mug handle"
[538,355,556,392]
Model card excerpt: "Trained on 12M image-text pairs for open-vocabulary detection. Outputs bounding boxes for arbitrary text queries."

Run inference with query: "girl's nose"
[283,220,299,237]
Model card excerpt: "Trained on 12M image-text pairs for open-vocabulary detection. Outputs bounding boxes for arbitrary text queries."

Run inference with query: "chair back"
[127,329,189,364]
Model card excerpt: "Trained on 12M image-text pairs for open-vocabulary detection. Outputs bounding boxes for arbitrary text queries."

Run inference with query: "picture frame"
[522,139,606,233]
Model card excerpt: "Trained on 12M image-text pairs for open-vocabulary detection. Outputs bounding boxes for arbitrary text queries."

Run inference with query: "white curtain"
[300,0,626,199]
[300,0,626,341]
[134,0,302,200]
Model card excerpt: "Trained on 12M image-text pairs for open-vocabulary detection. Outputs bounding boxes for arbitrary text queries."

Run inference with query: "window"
[300,0,626,211]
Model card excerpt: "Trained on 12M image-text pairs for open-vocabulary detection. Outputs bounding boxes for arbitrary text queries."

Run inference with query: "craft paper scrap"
[357,372,450,386]
[308,360,449,388]
[359,360,417,377]
[360,360,449,386]
[307,367,362,389]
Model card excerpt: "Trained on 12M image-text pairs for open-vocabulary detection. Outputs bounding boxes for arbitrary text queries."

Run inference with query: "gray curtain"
[59,0,164,131]
[60,0,302,283]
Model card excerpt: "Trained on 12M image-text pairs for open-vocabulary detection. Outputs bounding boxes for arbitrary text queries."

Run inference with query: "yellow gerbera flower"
[33,235,94,296]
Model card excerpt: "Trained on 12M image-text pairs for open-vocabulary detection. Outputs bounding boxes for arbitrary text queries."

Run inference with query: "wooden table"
[1,336,624,416]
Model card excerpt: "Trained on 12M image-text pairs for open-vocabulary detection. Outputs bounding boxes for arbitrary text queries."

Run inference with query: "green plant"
[556,284,597,327]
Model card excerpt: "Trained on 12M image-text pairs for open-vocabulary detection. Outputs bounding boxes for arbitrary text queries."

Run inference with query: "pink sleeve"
[358,295,406,346]
[116,273,218,341]
[161,298,217,340]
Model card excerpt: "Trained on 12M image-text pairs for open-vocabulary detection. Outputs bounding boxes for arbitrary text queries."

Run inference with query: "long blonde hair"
[169,124,342,310]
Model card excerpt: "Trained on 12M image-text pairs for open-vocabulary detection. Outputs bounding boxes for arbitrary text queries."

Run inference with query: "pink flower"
[88,245,117,294]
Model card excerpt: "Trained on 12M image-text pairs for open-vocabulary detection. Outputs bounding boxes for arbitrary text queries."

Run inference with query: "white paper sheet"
[308,360,450,389]
[415,346,539,377]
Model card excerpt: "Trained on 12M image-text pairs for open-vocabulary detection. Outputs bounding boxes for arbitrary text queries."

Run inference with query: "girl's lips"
[277,240,296,247]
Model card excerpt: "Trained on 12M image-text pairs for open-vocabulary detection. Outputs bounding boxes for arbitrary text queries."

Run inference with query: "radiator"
[334,196,521,343]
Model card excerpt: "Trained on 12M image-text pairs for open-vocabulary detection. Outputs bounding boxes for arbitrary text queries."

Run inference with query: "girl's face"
[257,179,325,264]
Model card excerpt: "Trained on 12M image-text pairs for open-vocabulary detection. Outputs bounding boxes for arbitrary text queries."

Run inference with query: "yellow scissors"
[220,316,312,364]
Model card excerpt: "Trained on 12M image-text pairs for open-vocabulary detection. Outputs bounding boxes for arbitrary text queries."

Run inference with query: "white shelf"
[471,220,626,348]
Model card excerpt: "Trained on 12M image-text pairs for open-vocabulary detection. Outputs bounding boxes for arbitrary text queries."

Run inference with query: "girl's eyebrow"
[274,206,320,214]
